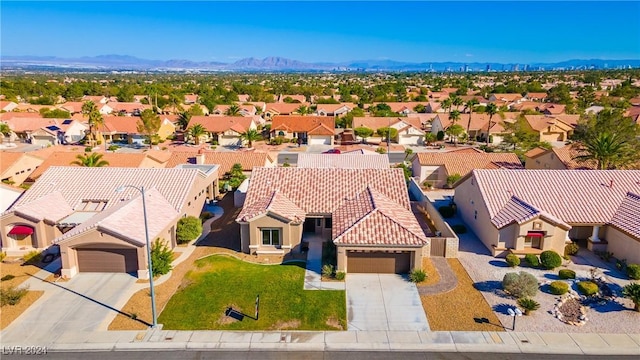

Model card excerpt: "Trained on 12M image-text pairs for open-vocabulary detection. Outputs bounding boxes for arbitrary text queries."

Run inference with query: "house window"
[474,210,477,220]
[261,228,281,246]
[324,217,332,228]
[316,218,322,227]
[533,221,542,230]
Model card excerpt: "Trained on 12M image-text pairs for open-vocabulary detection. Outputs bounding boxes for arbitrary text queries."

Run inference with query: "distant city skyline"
[1,1,639,64]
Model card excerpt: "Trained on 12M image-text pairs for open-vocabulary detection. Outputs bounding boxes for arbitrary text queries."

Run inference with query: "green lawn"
[158,255,346,330]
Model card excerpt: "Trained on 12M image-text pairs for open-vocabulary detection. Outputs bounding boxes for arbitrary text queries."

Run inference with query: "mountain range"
[2,54,639,72]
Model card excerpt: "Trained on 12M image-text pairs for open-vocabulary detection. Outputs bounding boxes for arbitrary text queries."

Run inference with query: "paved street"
[346,274,429,331]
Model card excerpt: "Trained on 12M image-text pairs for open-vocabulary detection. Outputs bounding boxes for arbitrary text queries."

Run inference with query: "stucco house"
[187,116,257,146]
[523,115,579,142]
[454,169,640,263]
[314,103,356,117]
[270,116,335,145]
[524,145,596,170]
[352,117,426,145]
[264,103,309,120]
[236,167,430,274]
[0,152,44,185]
[2,117,87,145]
[0,166,219,278]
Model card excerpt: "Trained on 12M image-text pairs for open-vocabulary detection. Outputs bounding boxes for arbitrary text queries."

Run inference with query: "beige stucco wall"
[605,227,640,265]
[157,120,176,140]
[245,213,302,254]
[1,154,43,185]
[455,176,501,251]
[525,152,568,170]
[0,213,60,255]
[336,246,422,273]
[510,218,567,254]
[412,161,444,186]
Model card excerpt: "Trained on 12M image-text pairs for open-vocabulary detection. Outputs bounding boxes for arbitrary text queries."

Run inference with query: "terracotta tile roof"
[435,112,519,132]
[54,188,179,246]
[608,192,640,238]
[491,93,523,102]
[552,145,597,170]
[0,112,44,121]
[524,147,548,158]
[271,115,334,133]
[0,152,24,174]
[540,103,566,115]
[332,187,428,246]
[265,103,309,114]
[143,149,173,164]
[471,169,640,225]
[108,102,151,113]
[27,152,156,180]
[314,103,356,113]
[297,154,389,168]
[11,167,207,213]
[239,190,306,223]
[526,92,548,100]
[58,102,85,113]
[188,116,254,134]
[307,123,335,135]
[415,152,523,177]
[102,116,140,133]
[524,114,579,132]
[166,151,272,175]
[491,195,570,229]
[353,117,404,130]
[11,191,73,223]
[1,117,66,132]
[237,167,410,219]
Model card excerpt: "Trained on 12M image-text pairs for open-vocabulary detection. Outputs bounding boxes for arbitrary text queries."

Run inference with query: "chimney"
[195,148,205,165]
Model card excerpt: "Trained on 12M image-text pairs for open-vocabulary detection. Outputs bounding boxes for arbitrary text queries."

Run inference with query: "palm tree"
[451,95,463,110]
[573,132,627,170]
[296,105,312,115]
[441,98,452,113]
[464,98,479,135]
[187,124,206,145]
[485,103,498,145]
[240,129,262,148]
[445,124,465,147]
[450,110,461,124]
[177,111,191,130]
[71,152,109,167]
[87,110,104,147]
[224,104,241,116]
[424,132,437,146]
[404,148,413,161]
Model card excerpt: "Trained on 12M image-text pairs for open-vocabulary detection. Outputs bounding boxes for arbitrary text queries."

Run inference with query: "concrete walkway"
[418,257,458,295]
[303,235,345,291]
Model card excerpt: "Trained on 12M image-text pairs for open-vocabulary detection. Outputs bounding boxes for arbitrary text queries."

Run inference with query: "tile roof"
[0,152,24,174]
[552,145,597,170]
[27,152,159,180]
[491,195,570,229]
[297,153,390,169]
[314,103,356,113]
[491,93,523,101]
[353,117,404,130]
[265,103,309,114]
[11,191,73,223]
[271,116,335,133]
[166,151,272,174]
[239,190,306,223]
[415,152,523,177]
[1,117,67,132]
[524,114,579,132]
[188,116,254,134]
[102,116,141,133]
[237,167,410,219]
[524,147,548,158]
[332,187,428,246]
[54,188,179,246]
[108,102,151,113]
[608,192,640,239]
[471,169,640,225]
[10,167,207,214]
[307,123,335,135]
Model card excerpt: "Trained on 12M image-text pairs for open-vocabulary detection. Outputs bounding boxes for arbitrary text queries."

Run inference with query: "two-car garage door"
[76,248,138,273]
[347,251,411,274]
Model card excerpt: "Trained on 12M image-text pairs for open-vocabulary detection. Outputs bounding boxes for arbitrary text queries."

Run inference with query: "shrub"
[107,145,120,151]
[409,269,427,283]
[540,250,562,269]
[375,147,387,154]
[176,216,203,244]
[84,146,93,152]
[550,281,569,295]
[558,269,576,279]
[451,224,467,234]
[502,271,539,298]
[422,181,433,189]
[622,283,640,312]
[517,297,540,315]
[23,250,42,264]
[564,243,579,257]
[626,264,640,280]
[0,285,28,306]
[1,274,15,282]
[150,239,174,277]
[335,271,346,281]
[200,211,214,222]
[436,130,445,141]
[577,281,599,296]
[0,252,5,262]
[524,254,539,267]
[445,174,462,188]
[505,254,520,267]
[322,264,334,278]
[438,205,455,218]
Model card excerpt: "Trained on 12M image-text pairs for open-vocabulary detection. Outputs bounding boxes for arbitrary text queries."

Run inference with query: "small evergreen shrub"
[559,269,576,279]
[85,146,93,152]
[502,271,539,298]
[150,239,174,277]
[626,264,640,280]
[505,254,520,267]
[0,285,29,306]
[550,281,569,295]
[517,297,540,315]
[622,283,640,312]
[335,271,345,281]
[0,252,5,262]
[451,224,467,234]
[540,250,562,269]
[176,216,203,244]
[200,211,214,222]
[409,269,427,283]
[23,250,42,264]
[322,264,334,278]
[438,205,455,218]
[577,281,599,296]
[564,243,579,256]
[524,254,539,267]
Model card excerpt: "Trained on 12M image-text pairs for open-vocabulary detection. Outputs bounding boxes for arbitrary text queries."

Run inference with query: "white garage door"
[308,136,331,145]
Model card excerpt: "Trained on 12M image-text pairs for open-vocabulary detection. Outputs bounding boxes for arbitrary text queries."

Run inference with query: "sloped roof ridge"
[332,187,377,241]
[368,187,428,241]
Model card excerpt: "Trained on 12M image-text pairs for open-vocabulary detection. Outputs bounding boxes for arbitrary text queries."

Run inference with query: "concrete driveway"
[346,274,430,331]
[1,273,137,344]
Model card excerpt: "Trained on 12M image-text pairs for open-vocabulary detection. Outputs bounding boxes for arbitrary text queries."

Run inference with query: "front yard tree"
[464,98,479,135]
[176,216,203,244]
[150,239,174,277]
[71,152,109,167]
[573,132,628,170]
[485,103,498,145]
[354,126,374,140]
[241,129,261,148]
[424,132,436,146]
[137,109,161,147]
[187,123,206,145]
[177,111,191,130]
[224,104,241,116]
[376,127,398,143]
[296,105,312,115]
[445,124,465,146]
[449,110,461,124]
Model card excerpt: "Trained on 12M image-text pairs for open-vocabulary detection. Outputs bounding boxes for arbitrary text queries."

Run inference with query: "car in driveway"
[322,148,341,154]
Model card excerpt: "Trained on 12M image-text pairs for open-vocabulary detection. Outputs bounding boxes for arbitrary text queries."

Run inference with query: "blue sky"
[2,1,639,63]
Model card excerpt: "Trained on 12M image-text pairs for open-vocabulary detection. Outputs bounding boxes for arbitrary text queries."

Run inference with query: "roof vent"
[609,179,614,188]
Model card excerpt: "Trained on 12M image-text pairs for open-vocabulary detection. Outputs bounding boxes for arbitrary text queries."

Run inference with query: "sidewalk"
[7,328,638,355]
[303,235,345,290]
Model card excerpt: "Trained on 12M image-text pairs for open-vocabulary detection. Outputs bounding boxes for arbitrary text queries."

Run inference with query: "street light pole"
[116,185,157,328]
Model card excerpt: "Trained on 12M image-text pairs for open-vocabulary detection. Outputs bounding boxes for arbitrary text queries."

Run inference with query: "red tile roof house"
[524,145,597,170]
[0,152,44,185]
[454,169,640,263]
[1,117,88,146]
[0,165,220,277]
[431,112,519,144]
[411,151,523,188]
[271,115,335,145]
[0,101,19,112]
[296,153,390,169]
[523,114,579,142]
[352,117,426,146]
[187,116,257,146]
[166,150,276,179]
[236,167,430,274]
[263,102,310,120]
[314,103,357,117]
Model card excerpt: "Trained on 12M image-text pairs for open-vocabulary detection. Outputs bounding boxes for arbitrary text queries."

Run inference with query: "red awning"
[8,225,34,236]
[526,232,544,238]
